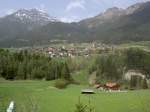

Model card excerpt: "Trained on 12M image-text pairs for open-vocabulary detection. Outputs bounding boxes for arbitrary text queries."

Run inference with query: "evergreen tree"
[130,75,137,89]
[61,62,71,80]
[136,76,142,89]
[141,78,148,89]
[17,64,25,79]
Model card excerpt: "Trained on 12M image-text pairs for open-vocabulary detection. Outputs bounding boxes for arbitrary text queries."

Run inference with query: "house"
[104,82,120,90]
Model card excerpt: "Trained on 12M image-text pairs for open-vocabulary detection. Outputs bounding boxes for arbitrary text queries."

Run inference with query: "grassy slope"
[0,80,150,112]
[120,41,150,49]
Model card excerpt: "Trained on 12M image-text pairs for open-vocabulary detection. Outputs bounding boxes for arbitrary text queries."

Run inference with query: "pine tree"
[130,75,137,89]
[17,64,25,79]
[141,78,148,89]
[61,62,71,80]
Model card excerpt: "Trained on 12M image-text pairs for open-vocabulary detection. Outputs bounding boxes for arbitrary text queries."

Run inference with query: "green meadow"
[0,80,150,112]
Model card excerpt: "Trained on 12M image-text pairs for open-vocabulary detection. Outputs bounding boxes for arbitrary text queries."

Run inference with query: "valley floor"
[0,80,150,112]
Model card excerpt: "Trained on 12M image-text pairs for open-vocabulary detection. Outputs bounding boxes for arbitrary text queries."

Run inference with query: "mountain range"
[0,1,150,47]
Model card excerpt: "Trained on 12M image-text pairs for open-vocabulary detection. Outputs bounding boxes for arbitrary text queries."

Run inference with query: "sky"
[0,0,149,22]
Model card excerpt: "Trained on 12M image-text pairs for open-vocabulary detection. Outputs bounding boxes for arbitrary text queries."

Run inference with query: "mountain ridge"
[0,1,150,47]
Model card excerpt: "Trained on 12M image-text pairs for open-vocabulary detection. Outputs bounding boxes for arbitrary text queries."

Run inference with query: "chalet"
[104,82,120,90]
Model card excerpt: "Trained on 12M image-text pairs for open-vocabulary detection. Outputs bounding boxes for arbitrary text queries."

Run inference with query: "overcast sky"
[0,0,149,22]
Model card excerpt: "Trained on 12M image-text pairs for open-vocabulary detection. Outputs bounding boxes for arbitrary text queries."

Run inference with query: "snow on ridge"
[12,8,59,23]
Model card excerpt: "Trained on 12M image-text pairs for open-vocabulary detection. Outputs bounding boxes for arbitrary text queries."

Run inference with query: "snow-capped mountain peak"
[8,8,59,25]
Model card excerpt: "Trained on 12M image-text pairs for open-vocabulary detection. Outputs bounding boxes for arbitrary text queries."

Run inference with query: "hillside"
[0,2,150,47]
[0,9,59,47]
[79,1,150,43]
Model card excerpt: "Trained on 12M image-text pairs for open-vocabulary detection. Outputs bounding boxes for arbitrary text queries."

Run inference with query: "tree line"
[0,49,71,81]
[0,48,149,87]
[89,48,150,85]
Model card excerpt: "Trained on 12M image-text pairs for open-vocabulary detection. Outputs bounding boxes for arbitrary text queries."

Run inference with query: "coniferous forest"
[0,48,150,84]
[0,49,71,81]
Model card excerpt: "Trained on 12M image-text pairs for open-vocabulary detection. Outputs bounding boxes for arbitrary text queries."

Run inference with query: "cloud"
[91,0,150,7]
[60,16,80,23]
[6,9,16,15]
[89,0,150,10]
[34,4,47,12]
[66,0,86,12]
[39,4,47,11]
[60,17,74,23]
[0,9,16,17]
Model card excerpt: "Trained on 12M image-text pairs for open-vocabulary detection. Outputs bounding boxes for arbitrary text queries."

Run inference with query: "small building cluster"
[29,42,116,58]
[94,82,120,90]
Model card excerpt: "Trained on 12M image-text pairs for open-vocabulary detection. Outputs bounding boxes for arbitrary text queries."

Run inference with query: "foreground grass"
[0,80,150,112]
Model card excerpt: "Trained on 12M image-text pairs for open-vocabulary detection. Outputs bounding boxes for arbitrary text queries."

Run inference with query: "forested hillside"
[0,48,149,89]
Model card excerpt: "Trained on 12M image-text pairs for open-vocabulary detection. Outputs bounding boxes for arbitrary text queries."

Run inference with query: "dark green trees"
[130,75,148,89]
[141,78,148,89]
[95,53,124,82]
[61,62,71,80]
[45,60,71,81]
[125,48,145,70]
[125,48,150,79]
[0,49,71,81]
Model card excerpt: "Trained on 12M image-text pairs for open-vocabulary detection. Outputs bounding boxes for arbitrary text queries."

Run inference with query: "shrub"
[74,97,95,112]
[31,68,45,79]
[55,79,69,89]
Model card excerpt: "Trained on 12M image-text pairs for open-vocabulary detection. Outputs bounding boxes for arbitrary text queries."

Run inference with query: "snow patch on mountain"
[10,8,59,24]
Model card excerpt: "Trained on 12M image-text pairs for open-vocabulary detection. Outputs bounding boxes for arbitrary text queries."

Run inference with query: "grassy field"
[0,80,150,112]
[120,41,150,50]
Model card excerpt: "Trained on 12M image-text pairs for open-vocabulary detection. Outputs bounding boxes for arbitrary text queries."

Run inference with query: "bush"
[55,79,69,89]
[74,97,95,112]
[31,68,45,79]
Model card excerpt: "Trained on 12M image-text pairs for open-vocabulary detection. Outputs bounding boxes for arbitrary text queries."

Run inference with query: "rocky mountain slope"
[0,1,150,47]
[0,9,59,47]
